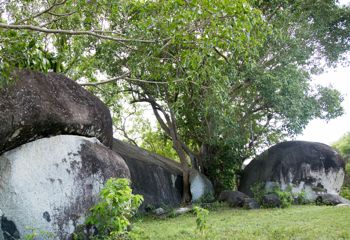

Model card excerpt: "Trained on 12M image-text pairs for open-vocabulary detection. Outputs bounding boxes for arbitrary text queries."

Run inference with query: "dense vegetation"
[333,132,350,199]
[133,206,350,240]
[1,0,350,200]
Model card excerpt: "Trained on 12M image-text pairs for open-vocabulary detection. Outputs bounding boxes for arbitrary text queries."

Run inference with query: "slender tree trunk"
[173,139,191,203]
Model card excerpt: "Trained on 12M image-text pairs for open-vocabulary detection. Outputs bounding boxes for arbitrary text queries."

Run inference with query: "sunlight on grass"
[134,206,350,240]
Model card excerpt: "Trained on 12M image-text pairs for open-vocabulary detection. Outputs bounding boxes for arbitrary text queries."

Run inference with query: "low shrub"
[251,182,298,208]
[74,178,143,240]
[272,186,294,208]
[340,186,350,200]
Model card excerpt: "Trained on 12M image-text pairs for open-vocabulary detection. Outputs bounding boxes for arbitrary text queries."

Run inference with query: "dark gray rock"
[112,139,183,209]
[243,198,260,209]
[218,190,249,208]
[0,70,113,154]
[315,194,350,206]
[262,193,281,208]
[0,135,130,240]
[239,141,345,200]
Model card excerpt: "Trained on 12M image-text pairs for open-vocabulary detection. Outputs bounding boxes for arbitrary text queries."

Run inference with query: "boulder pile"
[0,71,128,239]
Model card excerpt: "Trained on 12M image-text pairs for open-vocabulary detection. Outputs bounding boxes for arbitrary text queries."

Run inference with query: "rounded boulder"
[0,135,130,240]
[239,141,345,200]
[0,70,113,154]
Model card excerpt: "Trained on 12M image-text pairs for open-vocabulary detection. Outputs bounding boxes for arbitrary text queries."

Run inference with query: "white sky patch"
[296,65,350,144]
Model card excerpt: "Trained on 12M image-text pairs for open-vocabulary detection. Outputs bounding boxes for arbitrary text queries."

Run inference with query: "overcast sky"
[295,0,350,145]
[296,66,350,144]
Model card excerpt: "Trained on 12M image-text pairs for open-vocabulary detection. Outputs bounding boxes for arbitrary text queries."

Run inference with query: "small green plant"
[23,227,54,240]
[340,186,350,200]
[251,182,265,205]
[273,187,294,208]
[294,190,307,204]
[193,206,209,235]
[85,178,143,239]
[252,182,298,208]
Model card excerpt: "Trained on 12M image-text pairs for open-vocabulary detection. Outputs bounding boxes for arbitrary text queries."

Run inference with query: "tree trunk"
[181,165,191,204]
[173,139,191,204]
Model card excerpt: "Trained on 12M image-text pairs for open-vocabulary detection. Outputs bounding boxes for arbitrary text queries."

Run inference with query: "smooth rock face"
[0,135,130,240]
[189,169,214,202]
[0,70,113,155]
[239,141,345,200]
[112,139,183,209]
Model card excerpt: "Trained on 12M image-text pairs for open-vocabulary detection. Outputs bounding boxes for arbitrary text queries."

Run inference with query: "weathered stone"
[239,141,345,201]
[262,193,281,208]
[0,135,129,240]
[315,193,350,206]
[112,139,183,209]
[153,208,166,216]
[218,190,249,208]
[189,169,215,203]
[0,70,113,155]
[243,198,260,209]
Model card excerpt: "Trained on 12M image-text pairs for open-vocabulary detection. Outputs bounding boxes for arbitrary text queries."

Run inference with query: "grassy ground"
[133,205,350,240]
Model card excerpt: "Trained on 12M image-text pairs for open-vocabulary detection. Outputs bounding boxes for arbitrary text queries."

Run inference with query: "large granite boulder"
[112,139,183,209]
[0,135,130,240]
[239,141,345,200]
[0,70,113,155]
[189,170,214,202]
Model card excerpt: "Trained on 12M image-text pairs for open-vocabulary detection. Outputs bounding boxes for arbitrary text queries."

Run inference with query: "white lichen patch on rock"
[278,164,345,200]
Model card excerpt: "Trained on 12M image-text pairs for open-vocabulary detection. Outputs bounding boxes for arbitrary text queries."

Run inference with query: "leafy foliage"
[272,187,294,208]
[85,178,143,239]
[140,125,180,162]
[333,132,350,162]
[193,206,209,235]
[332,133,350,199]
[340,163,350,199]
[251,182,305,208]
[23,227,54,240]
[250,182,266,206]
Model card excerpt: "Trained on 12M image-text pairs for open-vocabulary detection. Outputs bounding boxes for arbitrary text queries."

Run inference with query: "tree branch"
[17,0,68,24]
[80,75,184,86]
[79,72,130,86]
[47,11,76,17]
[0,23,156,43]
[213,46,229,64]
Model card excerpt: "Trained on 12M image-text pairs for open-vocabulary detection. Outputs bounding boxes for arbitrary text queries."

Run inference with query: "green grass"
[133,206,350,240]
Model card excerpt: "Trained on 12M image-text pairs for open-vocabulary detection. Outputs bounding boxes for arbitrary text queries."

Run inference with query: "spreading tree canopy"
[1,0,349,200]
[333,132,350,162]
